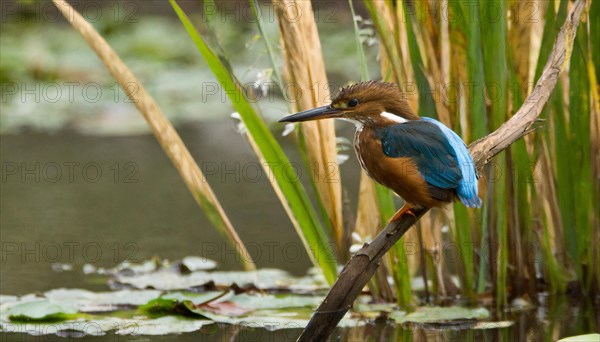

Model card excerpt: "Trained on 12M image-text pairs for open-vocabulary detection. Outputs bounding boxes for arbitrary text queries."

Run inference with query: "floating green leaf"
[392,306,489,323]
[44,288,162,312]
[5,300,78,323]
[557,334,600,342]
[138,298,193,318]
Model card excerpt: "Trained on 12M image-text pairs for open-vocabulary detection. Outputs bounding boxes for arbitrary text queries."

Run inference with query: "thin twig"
[298,0,586,340]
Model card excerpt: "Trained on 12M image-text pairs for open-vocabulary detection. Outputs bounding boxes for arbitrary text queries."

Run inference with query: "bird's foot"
[388,204,417,223]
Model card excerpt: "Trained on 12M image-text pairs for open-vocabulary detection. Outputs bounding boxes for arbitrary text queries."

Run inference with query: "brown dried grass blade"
[354,170,394,301]
[354,171,381,239]
[273,0,343,249]
[509,0,534,90]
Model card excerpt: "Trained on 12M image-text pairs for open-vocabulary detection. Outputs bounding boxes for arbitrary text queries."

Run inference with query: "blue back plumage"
[377,121,461,190]
[376,118,481,208]
[420,117,481,207]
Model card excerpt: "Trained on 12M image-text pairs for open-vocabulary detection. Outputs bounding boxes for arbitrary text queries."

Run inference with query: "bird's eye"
[348,99,359,107]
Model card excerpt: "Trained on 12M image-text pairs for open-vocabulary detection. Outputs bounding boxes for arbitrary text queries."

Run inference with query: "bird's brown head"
[279,81,419,126]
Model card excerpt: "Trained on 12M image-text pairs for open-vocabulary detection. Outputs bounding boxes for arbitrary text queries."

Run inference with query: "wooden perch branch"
[298,1,586,340]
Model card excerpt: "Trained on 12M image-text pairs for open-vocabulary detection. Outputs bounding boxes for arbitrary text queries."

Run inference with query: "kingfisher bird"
[279,81,481,221]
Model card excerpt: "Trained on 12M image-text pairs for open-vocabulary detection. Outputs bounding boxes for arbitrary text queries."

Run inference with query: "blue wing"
[421,117,482,208]
[376,118,482,208]
[376,121,462,190]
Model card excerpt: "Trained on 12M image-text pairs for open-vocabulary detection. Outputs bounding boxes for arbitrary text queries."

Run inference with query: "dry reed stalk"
[386,1,422,112]
[367,0,414,106]
[273,0,343,249]
[528,1,547,90]
[413,16,451,125]
[354,171,381,241]
[392,2,414,84]
[587,21,600,247]
[354,170,395,301]
[418,210,453,298]
[446,2,468,137]
[52,0,255,270]
[538,139,565,260]
[393,1,451,134]
[440,0,451,87]
[509,0,534,91]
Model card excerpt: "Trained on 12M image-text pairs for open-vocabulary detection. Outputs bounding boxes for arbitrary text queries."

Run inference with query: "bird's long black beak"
[278,105,342,123]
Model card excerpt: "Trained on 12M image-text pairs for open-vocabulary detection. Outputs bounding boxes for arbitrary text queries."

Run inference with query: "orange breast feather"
[355,127,447,207]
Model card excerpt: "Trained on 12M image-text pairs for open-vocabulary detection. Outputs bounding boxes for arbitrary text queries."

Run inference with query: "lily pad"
[355,302,400,319]
[557,334,600,342]
[0,295,17,305]
[0,318,124,336]
[134,290,354,331]
[188,306,362,331]
[473,321,514,329]
[1,316,212,336]
[226,293,323,310]
[181,256,217,271]
[161,291,226,305]
[160,291,323,312]
[111,259,162,275]
[99,258,328,293]
[195,301,253,316]
[115,268,301,290]
[138,297,185,317]
[44,288,162,312]
[180,292,360,330]
[117,316,211,335]
[392,306,489,324]
[4,299,78,322]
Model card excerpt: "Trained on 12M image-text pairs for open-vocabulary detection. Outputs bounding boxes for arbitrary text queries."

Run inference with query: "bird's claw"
[388,205,417,223]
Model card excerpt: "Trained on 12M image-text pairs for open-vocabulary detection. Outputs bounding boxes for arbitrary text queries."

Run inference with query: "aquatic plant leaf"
[181,256,218,272]
[44,289,162,312]
[138,297,221,320]
[226,293,322,310]
[0,296,17,305]
[114,267,326,291]
[138,298,187,318]
[195,301,253,317]
[187,307,361,331]
[119,316,211,335]
[392,306,489,323]
[472,321,514,329]
[161,291,226,306]
[557,334,600,342]
[4,300,77,322]
[1,316,212,336]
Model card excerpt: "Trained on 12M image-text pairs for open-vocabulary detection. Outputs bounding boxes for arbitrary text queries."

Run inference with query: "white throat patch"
[339,117,364,131]
[380,111,408,124]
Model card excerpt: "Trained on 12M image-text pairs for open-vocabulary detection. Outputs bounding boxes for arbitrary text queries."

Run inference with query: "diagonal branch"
[298,0,586,340]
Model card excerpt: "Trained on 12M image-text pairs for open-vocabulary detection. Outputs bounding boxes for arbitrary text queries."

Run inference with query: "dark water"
[1,121,359,294]
[1,122,597,341]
